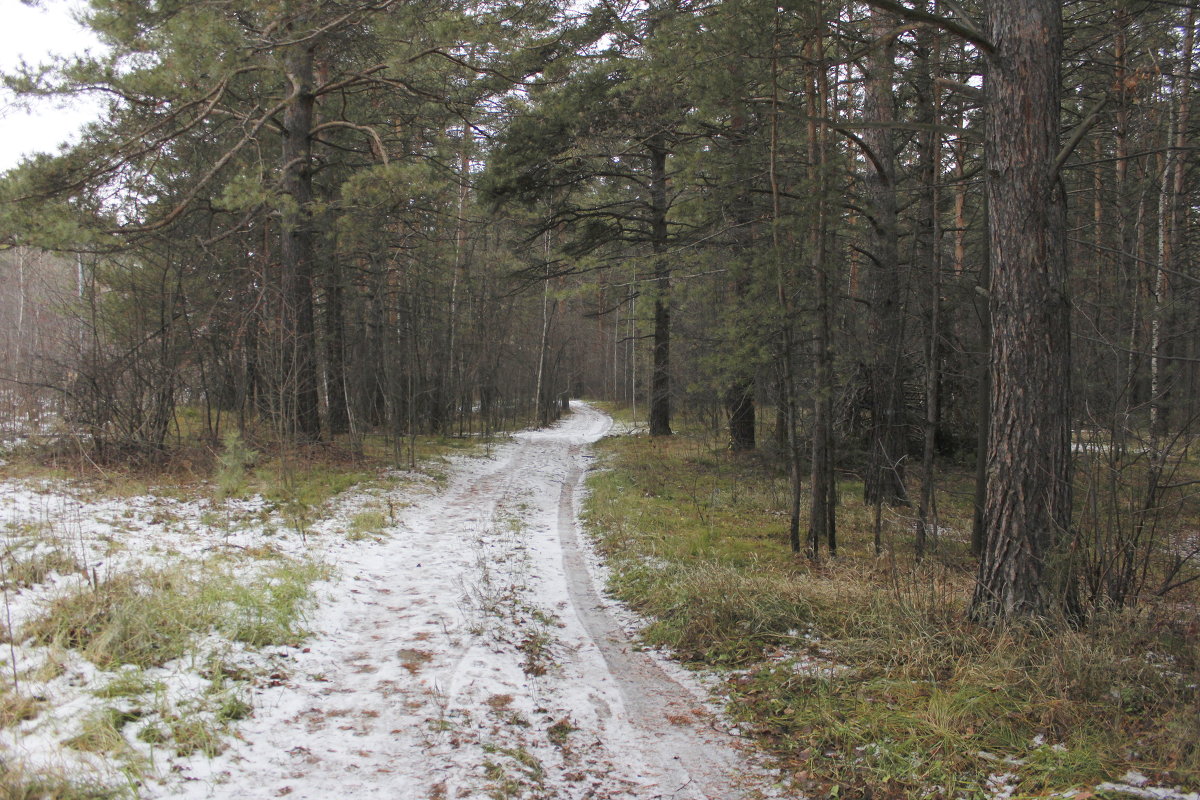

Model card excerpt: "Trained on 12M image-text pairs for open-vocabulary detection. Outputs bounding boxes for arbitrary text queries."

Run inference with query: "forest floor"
[581,415,1200,800]
[0,403,779,799]
[1,404,1197,800]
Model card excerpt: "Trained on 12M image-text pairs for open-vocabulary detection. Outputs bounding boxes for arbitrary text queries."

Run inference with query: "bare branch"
[863,0,993,52]
[1053,96,1108,177]
[935,76,984,102]
[310,119,389,164]
[115,92,295,235]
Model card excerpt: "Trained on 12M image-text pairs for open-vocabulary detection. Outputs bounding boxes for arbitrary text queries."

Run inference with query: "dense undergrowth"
[582,410,1200,799]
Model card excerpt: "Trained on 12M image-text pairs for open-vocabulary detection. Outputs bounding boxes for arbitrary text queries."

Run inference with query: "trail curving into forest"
[154,403,764,800]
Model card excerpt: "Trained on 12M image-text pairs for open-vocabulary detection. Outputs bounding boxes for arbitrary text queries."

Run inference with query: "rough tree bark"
[280,39,322,442]
[324,248,350,437]
[971,205,990,559]
[971,0,1075,619]
[726,80,756,452]
[648,138,672,437]
[807,24,836,559]
[1151,8,1195,439]
[913,19,942,561]
[862,7,909,508]
[767,32,802,553]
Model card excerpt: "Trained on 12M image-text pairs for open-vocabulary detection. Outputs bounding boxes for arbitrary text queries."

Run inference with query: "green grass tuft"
[208,560,330,648]
[0,762,123,800]
[64,708,140,754]
[167,715,225,757]
[0,689,42,728]
[347,509,388,541]
[19,558,328,668]
[93,668,162,700]
[21,573,202,668]
[1,546,82,591]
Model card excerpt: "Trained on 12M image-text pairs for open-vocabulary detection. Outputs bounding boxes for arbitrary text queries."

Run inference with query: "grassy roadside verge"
[0,427,509,797]
[581,424,1199,799]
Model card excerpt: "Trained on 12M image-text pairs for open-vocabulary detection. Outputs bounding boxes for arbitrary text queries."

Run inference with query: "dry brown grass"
[584,430,1200,798]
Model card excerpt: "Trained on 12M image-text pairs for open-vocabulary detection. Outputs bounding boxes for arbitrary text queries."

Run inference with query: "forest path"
[156,403,763,800]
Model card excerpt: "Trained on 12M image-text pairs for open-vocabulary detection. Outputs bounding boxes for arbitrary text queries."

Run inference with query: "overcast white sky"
[0,0,105,172]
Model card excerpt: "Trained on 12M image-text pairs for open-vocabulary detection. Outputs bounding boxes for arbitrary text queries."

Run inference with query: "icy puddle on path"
[156,403,769,800]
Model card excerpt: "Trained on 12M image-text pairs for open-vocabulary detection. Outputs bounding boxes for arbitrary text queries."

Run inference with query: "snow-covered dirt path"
[156,403,763,800]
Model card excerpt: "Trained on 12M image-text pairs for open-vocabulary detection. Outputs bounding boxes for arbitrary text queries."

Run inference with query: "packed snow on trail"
[0,403,776,799]
[153,402,771,799]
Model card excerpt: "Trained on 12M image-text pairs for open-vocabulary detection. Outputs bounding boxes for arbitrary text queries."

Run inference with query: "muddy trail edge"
[154,403,765,800]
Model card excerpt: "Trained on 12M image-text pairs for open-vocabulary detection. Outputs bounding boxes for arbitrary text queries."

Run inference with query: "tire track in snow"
[150,403,763,800]
[554,406,755,800]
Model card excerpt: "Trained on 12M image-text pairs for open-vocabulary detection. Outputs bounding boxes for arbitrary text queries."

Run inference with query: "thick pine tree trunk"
[971,210,991,559]
[862,8,908,508]
[726,88,756,452]
[1113,18,1145,417]
[280,41,322,442]
[806,30,836,559]
[1152,8,1195,440]
[913,22,942,561]
[767,37,802,552]
[324,251,350,436]
[648,141,672,437]
[971,0,1074,620]
[725,383,755,451]
[725,216,755,452]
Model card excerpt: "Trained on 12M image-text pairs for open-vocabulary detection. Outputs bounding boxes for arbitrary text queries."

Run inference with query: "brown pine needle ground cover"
[582,424,1200,799]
